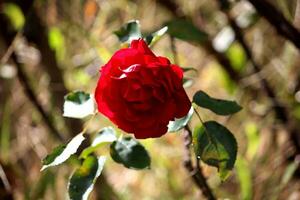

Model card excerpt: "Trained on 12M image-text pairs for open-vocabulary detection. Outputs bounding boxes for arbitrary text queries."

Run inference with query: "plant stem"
[183,125,216,200]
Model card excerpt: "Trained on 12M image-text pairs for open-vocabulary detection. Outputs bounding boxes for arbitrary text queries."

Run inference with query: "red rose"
[95,39,191,139]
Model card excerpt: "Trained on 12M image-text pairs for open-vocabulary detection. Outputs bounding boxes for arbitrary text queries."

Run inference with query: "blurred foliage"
[1,0,300,199]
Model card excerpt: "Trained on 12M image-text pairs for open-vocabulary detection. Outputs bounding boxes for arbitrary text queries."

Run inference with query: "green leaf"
[245,122,260,160]
[63,91,95,119]
[182,67,197,73]
[48,26,65,60]
[68,156,106,200]
[236,157,252,200]
[110,137,150,169]
[41,133,85,171]
[166,19,208,44]
[168,107,193,132]
[80,127,117,159]
[225,43,247,72]
[144,26,168,47]
[114,20,142,43]
[193,121,237,180]
[3,3,25,30]
[65,91,90,104]
[193,90,242,115]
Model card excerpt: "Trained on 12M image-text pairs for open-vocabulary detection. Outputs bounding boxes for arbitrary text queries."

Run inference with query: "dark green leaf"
[110,137,150,169]
[182,67,197,73]
[41,133,85,171]
[193,121,237,180]
[144,26,168,47]
[80,127,117,159]
[166,19,208,44]
[193,90,242,115]
[168,107,193,132]
[65,91,90,104]
[68,156,106,200]
[42,144,66,166]
[114,20,142,43]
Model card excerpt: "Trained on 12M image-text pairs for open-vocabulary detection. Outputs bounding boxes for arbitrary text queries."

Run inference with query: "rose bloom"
[95,39,191,139]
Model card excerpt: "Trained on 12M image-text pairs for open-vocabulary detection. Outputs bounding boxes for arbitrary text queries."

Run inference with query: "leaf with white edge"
[193,121,237,180]
[41,133,85,171]
[114,20,142,43]
[193,90,242,115]
[183,77,194,88]
[68,156,106,200]
[80,127,117,159]
[63,91,95,119]
[168,106,194,132]
[110,137,150,170]
[144,26,168,47]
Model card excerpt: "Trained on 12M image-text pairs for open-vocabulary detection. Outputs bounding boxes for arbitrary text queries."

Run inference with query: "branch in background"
[183,126,216,200]
[0,9,66,142]
[216,0,300,157]
[154,0,241,83]
[247,0,300,50]
[13,52,66,142]
[294,0,300,30]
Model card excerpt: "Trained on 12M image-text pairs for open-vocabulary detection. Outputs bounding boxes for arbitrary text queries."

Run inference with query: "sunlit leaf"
[166,19,208,44]
[144,26,168,47]
[183,77,194,88]
[225,43,247,72]
[68,156,106,200]
[110,137,150,169]
[193,121,237,180]
[168,107,194,132]
[41,133,85,171]
[236,156,252,200]
[63,91,95,119]
[114,20,142,43]
[48,26,65,60]
[245,122,260,160]
[3,3,25,30]
[193,90,242,115]
[80,127,117,159]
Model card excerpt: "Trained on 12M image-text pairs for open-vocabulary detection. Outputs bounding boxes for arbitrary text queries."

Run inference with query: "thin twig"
[183,125,216,200]
[247,0,300,50]
[12,52,66,142]
[0,163,11,192]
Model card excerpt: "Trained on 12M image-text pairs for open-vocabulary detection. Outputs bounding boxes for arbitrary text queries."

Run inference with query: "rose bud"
[95,39,191,139]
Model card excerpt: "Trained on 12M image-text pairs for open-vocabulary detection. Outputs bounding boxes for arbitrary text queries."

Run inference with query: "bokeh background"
[1,0,300,199]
